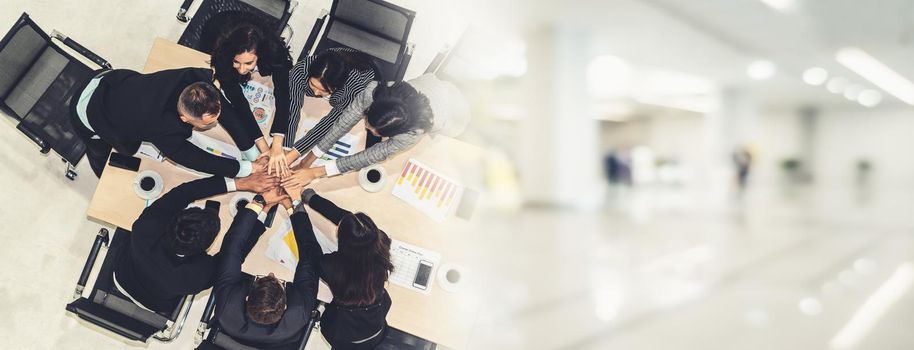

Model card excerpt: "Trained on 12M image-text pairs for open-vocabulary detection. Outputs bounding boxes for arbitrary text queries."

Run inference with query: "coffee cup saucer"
[133,170,164,200]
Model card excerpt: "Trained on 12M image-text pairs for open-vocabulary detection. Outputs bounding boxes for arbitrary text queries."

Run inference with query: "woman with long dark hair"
[283,48,380,164]
[298,188,393,349]
[282,74,471,188]
[210,21,292,175]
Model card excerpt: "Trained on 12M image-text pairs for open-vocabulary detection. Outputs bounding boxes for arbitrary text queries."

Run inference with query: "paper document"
[241,80,275,125]
[389,239,442,295]
[392,159,464,223]
[134,142,164,162]
[265,218,336,272]
[297,119,360,166]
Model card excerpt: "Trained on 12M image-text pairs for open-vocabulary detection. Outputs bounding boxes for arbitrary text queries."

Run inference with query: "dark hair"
[165,207,220,256]
[211,23,291,85]
[178,82,222,119]
[333,213,393,306]
[307,49,377,93]
[246,275,287,325]
[365,82,433,136]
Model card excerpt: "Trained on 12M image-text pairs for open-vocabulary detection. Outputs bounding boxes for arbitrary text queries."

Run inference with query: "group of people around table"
[69,16,468,349]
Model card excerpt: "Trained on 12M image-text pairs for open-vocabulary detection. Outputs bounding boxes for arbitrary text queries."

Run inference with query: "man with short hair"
[69,67,261,177]
[213,188,322,346]
[112,172,278,313]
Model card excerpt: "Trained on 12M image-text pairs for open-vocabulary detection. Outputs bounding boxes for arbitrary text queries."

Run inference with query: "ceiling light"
[747,60,776,80]
[836,47,914,105]
[759,0,796,12]
[843,85,863,101]
[827,77,849,94]
[858,90,883,107]
[803,67,829,85]
[587,54,631,98]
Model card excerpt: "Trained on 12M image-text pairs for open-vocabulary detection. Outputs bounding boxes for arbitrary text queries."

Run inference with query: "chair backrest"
[197,273,315,350]
[65,228,191,343]
[313,0,415,81]
[179,0,292,54]
[0,13,93,164]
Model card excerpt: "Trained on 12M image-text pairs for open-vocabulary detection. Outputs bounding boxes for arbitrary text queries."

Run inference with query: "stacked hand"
[260,186,290,209]
[267,142,290,178]
[252,156,270,175]
[281,166,318,196]
[235,171,279,193]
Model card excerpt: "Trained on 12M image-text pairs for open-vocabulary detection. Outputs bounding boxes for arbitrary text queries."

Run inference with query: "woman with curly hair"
[282,74,471,188]
[210,21,293,175]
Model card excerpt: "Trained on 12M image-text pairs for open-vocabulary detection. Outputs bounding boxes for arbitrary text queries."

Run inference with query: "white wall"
[813,107,914,190]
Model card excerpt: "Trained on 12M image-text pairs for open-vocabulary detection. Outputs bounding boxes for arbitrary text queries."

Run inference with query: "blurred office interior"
[446,0,914,349]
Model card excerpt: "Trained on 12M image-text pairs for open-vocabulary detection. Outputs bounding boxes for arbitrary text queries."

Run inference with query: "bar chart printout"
[392,159,464,223]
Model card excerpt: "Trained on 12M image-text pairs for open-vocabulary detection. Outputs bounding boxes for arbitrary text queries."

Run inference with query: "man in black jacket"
[212,189,322,346]
[69,67,263,177]
[111,172,277,313]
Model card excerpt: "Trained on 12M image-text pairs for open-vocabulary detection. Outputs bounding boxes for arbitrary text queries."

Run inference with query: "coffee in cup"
[446,269,461,283]
[140,176,155,191]
[367,169,382,183]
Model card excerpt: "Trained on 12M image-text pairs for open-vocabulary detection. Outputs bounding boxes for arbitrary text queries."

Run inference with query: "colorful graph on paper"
[392,159,463,222]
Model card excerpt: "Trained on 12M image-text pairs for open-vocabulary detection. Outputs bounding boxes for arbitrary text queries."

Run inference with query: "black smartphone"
[264,204,279,227]
[108,152,141,171]
[205,200,221,213]
[413,260,433,290]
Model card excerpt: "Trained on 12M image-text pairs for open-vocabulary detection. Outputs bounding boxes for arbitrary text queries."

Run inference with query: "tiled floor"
[3,1,914,350]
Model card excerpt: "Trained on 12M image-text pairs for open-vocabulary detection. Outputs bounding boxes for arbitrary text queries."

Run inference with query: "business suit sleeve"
[221,83,265,146]
[306,194,352,225]
[269,63,292,136]
[154,134,245,177]
[135,176,228,224]
[289,210,320,311]
[214,208,264,290]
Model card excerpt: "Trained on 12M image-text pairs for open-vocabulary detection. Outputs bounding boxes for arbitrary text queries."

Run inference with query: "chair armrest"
[74,228,109,300]
[177,0,195,22]
[300,9,329,62]
[51,30,111,69]
[394,43,415,82]
[195,292,219,344]
[16,124,50,153]
[153,294,195,343]
[296,307,322,350]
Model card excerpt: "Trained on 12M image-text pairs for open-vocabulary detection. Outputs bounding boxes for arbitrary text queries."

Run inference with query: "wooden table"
[86,38,483,349]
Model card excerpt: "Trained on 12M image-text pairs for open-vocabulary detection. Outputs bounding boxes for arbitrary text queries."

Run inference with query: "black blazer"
[213,207,322,346]
[306,194,392,349]
[80,68,242,177]
[220,60,293,142]
[113,176,229,312]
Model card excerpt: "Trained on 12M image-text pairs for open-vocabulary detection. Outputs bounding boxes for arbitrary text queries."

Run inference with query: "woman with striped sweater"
[281,74,471,189]
[282,48,378,170]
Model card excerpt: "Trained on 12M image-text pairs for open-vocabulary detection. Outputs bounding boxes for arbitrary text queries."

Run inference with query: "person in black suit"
[299,189,393,350]
[212,188,321,347]
[69,67,265,178]
[112,172,278,313]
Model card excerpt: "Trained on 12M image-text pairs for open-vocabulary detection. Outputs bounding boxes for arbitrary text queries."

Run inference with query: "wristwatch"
[251,194,266,207]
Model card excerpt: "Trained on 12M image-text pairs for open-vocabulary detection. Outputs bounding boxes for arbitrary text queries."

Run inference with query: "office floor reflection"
[469,186,914,350]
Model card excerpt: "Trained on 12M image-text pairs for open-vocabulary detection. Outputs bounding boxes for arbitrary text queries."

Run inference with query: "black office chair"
[65,228,196,343]
[300,0,416,82]
[0,12,111,180]
[195,273,320,350]
[177,0,297,54]
[373,327,437,350]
